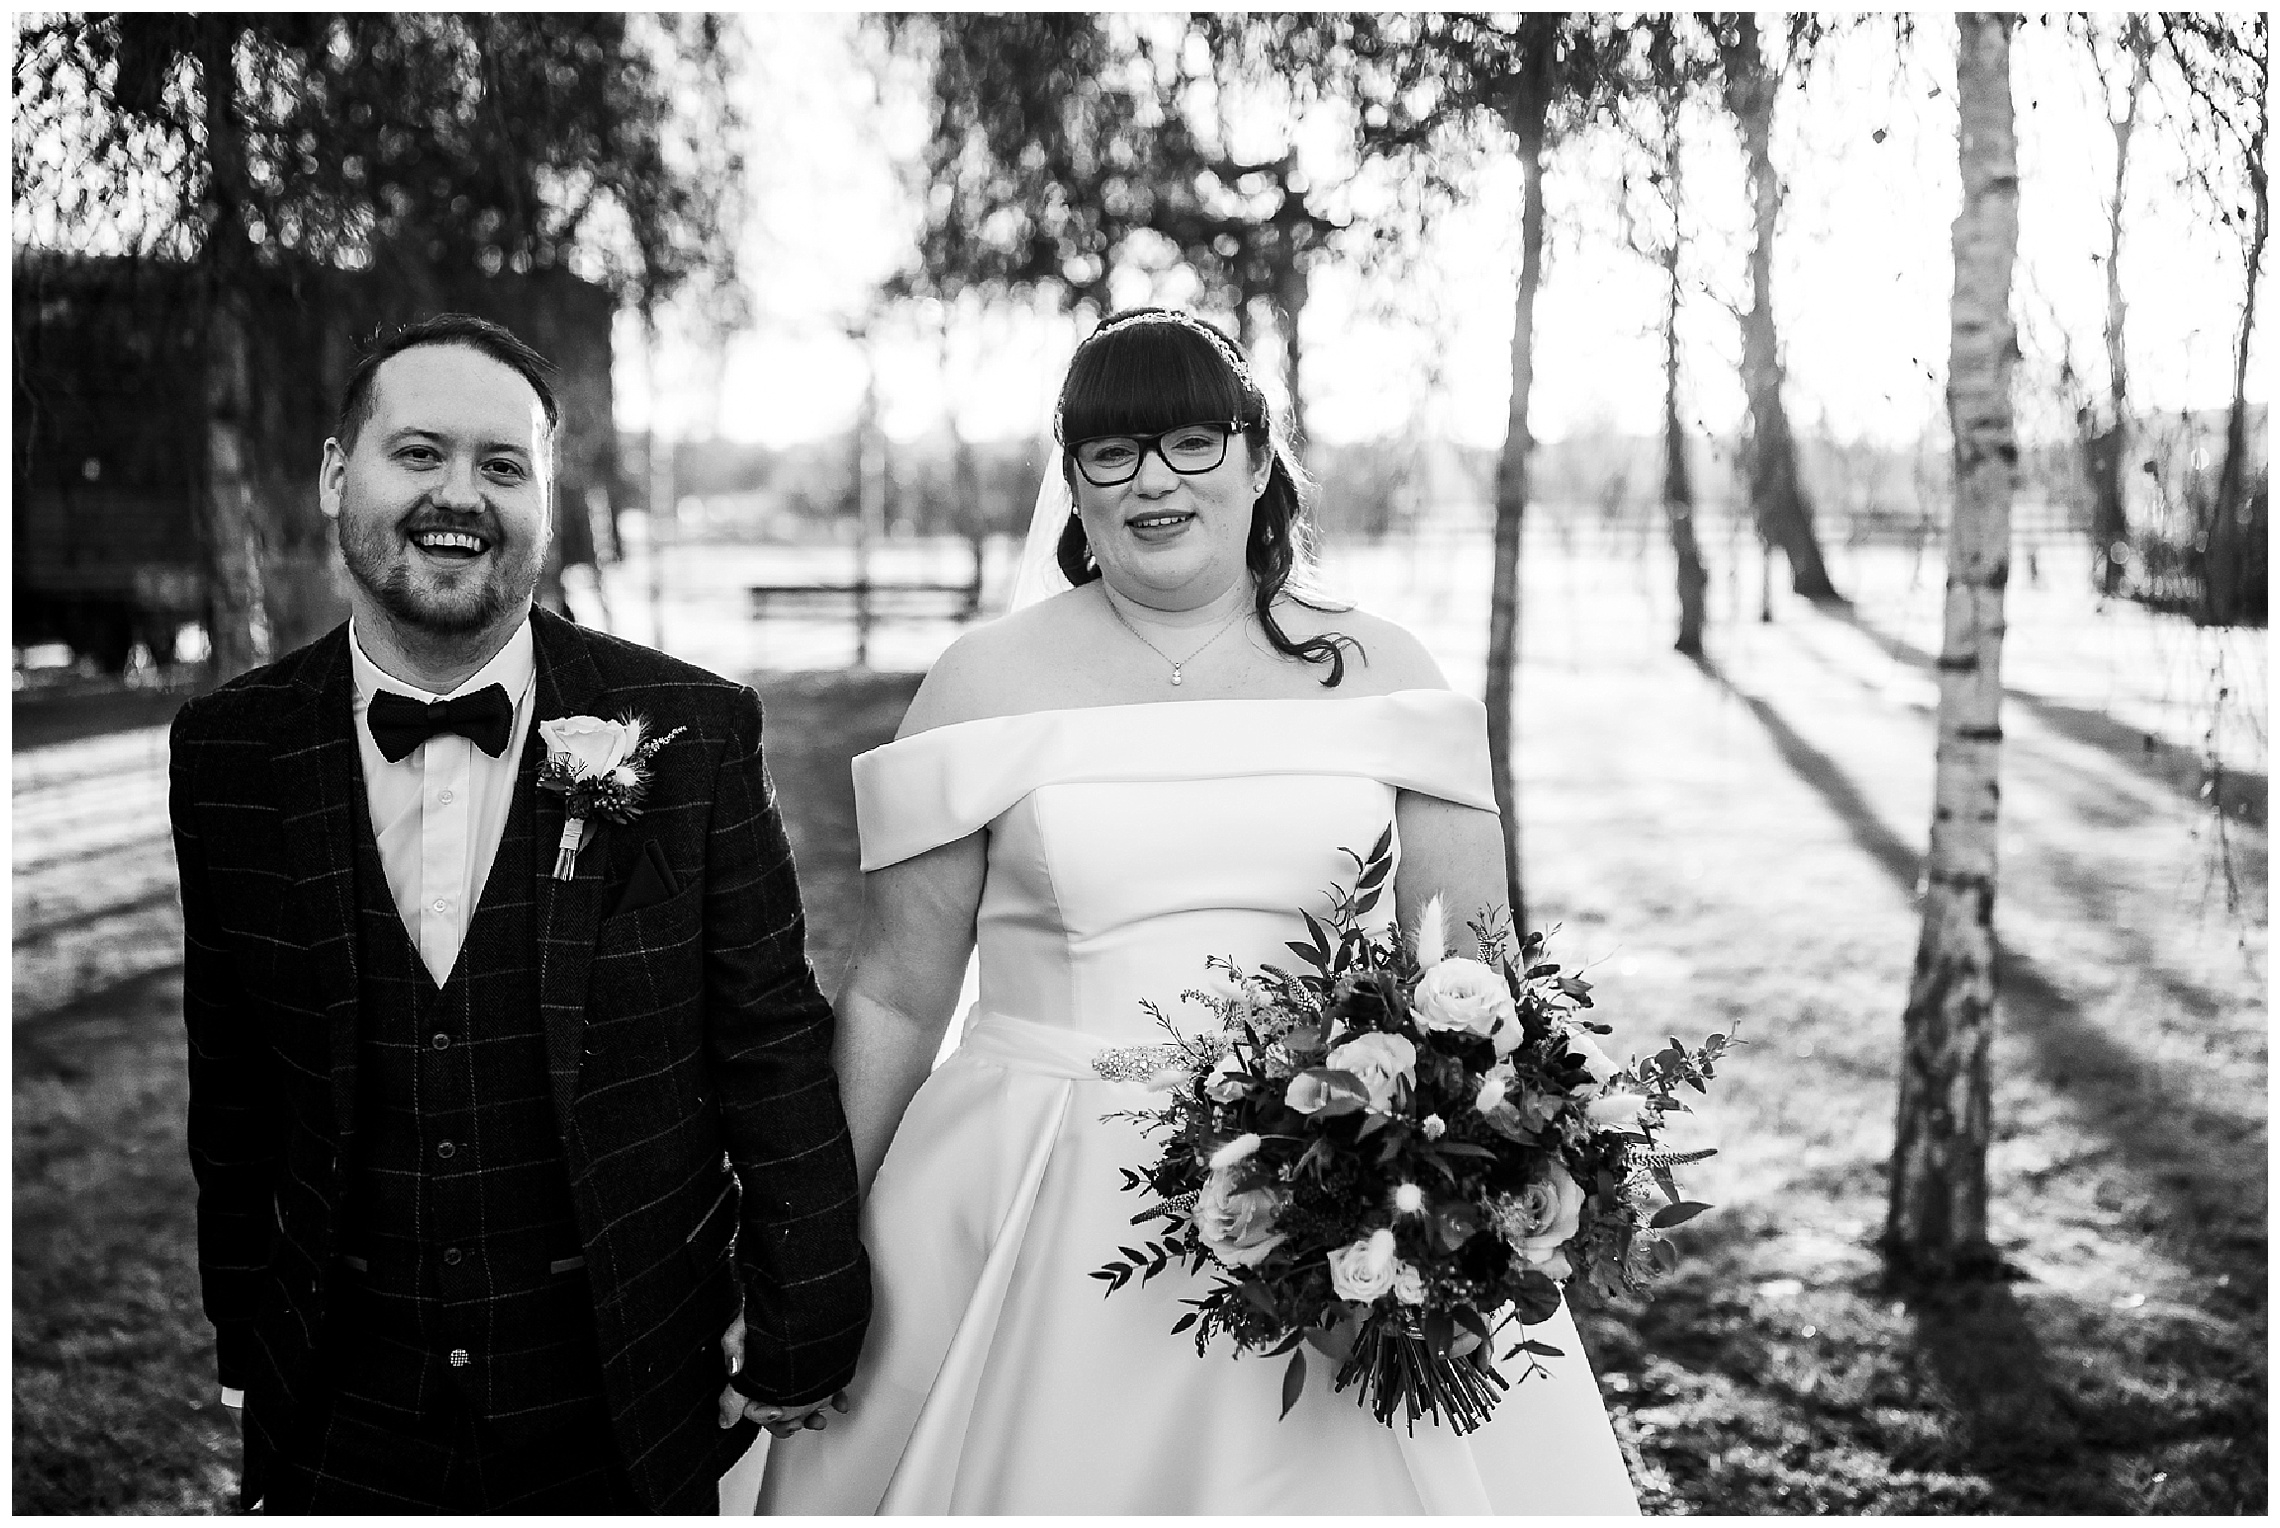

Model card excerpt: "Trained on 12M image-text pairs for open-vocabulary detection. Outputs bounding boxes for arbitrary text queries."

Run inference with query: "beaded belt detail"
[1088,1040,1196,1085]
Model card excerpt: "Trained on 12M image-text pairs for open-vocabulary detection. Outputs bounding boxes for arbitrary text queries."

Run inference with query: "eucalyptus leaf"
[1280,1348,1308,1419]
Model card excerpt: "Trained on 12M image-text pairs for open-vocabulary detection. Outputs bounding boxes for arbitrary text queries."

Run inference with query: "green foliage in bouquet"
[1093,825,1731,1435]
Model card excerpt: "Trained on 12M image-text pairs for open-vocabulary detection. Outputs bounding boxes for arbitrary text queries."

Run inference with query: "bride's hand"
[717,1311,854,1434]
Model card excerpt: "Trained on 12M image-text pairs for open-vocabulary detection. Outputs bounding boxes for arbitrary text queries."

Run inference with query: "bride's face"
[1072,426,1272,611]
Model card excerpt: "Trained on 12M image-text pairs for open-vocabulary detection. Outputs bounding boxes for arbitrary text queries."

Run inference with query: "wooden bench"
[746,577,983,623]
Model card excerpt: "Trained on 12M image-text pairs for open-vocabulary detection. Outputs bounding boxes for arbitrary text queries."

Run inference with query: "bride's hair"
[1053,307,1361,686]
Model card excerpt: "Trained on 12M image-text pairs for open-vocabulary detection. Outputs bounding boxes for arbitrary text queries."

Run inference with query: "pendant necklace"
[1102,590,1248,687]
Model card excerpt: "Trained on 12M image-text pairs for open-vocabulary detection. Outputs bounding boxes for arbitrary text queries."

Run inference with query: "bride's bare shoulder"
[894,587,1099,739]
[1279,599,1451,696]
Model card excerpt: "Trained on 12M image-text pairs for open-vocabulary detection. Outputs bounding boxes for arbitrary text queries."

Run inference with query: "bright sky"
[618,14,2265,453]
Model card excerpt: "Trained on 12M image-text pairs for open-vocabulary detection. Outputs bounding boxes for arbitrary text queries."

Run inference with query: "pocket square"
[609,839,682,919]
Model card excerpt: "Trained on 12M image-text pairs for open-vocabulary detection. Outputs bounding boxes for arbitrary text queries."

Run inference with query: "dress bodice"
[852,692,1497,1045]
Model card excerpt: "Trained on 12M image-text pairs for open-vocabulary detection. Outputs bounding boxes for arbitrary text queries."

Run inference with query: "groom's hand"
[716,1311,851,1436]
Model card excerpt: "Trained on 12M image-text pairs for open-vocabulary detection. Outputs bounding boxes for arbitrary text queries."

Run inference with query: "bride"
[755,308,1639,1514]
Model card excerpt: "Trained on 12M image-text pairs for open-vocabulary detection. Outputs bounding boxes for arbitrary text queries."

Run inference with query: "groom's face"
[322,343,553,641]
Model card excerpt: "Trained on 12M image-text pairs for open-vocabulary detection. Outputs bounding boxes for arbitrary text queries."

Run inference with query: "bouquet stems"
[1331,1317,1509,1435]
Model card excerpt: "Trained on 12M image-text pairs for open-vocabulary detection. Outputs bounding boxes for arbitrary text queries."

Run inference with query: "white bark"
[1888,12,2018,1280]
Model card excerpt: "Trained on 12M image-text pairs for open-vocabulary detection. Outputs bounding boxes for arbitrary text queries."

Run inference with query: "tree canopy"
[12,12,744,311]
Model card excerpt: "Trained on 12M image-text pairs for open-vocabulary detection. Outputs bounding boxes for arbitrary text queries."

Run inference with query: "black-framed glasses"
[1070,421,1244,486]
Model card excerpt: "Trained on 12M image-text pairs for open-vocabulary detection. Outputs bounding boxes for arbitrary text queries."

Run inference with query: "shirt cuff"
[220,1387,244,1409]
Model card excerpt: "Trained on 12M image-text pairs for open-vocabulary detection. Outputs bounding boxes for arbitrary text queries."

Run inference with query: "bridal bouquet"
[1093,826,1729,1435]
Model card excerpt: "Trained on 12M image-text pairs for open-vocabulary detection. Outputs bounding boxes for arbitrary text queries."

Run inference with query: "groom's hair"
[337,312,561,450]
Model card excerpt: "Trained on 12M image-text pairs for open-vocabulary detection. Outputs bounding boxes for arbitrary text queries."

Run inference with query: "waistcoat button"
[437,1141,456,1160]
[443,1246,463,1266]
[430,1032,451,1051]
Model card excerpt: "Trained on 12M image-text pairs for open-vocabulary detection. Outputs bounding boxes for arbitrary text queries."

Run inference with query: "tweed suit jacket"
[170,606,871,1513]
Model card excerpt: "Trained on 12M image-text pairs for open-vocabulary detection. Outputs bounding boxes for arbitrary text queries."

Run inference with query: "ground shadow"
[1827,605,2267,829]
[1686,652,2267,1287]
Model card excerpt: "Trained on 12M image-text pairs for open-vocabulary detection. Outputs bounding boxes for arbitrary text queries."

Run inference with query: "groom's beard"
[338,496,548,637]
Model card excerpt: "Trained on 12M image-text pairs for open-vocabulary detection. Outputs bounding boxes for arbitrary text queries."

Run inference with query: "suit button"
[449,1348,470,1367]
[430,1032,451,1051]
[443,1247,463,1266]
[436,1141,456,1160]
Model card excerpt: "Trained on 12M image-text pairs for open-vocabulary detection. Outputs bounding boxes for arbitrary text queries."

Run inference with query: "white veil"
[1004,447,1076,614]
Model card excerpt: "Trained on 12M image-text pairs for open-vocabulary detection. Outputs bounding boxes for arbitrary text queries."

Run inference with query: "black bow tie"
[368,684,514,762]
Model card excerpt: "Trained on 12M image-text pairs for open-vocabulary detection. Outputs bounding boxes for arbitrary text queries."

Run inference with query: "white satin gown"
[754,692,1639,1515]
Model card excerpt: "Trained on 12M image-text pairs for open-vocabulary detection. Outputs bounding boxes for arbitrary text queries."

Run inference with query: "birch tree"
[1618,18,1715,656]
[1714,12,1844,605]
[1342,13,1632,927]
[2159,13,2269,627]
[2074,15,2153,598]
[1887,12,2018,1281]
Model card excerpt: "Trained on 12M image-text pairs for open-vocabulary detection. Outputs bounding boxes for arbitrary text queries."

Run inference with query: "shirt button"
[431,898,449,913]
[443,1246,463,1266]
[438,788,455,805]
[448,1348,470,1367]
[430,1032,451,1051]
[437,1140,456,1160]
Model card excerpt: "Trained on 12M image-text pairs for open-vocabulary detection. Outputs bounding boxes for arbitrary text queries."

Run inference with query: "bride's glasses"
[1071,422,1243,486]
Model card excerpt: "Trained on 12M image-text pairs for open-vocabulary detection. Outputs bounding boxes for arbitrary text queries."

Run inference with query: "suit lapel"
[530,608,613,1139]
[272,629,366,1144]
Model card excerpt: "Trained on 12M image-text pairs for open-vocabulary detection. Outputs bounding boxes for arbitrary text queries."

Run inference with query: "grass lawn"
[13,611,2265,1513]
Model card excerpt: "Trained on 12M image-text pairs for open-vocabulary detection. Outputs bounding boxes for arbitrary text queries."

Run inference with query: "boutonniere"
[537,713,686,881]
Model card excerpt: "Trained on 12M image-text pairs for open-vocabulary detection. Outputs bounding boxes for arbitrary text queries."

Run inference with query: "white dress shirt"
[348,617,539,987]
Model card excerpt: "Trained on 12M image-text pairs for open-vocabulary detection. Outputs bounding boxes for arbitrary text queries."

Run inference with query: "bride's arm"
[831,832,986,1198]
[1393,790,1512,944]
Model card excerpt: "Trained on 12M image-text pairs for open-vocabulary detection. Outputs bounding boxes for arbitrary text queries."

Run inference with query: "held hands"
[716,1311,850,1438]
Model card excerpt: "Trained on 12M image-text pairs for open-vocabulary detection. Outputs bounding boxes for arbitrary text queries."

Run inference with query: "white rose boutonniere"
[537,712,686,880]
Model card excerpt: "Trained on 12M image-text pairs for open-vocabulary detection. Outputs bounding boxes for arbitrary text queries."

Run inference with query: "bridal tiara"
[1054,308,1263,443]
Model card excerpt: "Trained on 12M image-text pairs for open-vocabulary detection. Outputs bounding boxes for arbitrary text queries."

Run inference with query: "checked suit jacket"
[169,606,871,1513]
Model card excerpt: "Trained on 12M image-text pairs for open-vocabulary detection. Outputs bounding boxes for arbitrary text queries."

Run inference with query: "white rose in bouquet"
[1392,1261,1429,1306]
[1493,1163,1585,1279]
[1195,1168,1288,1268]
[1327,1227,1401,1302]
[1324,1033,1416,1114]
[1412,958,1520,1055]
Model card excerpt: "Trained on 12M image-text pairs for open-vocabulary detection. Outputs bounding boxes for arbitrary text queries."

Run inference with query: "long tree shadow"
[1587,1181,2263,1512]
[1686,653,2266,1287]
[1826,604,2267,829]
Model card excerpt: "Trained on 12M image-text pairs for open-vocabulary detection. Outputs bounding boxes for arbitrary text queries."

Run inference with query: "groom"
[169,313,869,1512]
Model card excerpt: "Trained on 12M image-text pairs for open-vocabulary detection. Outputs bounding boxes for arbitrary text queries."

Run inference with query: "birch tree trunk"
[1661,119,1708,657]
[1485,54,1553,931]
[1724,13,1843,605]
[1887,11,2018,1282]
[2088,26,2148,598]
[2200,15,2268,628]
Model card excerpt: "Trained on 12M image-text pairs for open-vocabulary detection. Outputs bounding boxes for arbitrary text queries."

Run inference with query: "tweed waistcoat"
[336,754,608,1445]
